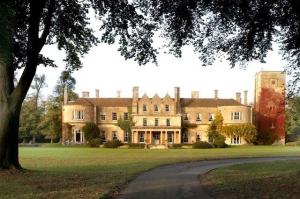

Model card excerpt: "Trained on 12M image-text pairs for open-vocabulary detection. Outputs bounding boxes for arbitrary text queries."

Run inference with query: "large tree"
[1,0,300,170]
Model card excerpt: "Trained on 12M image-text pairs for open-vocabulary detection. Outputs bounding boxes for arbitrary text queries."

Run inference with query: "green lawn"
[201,160,300,198]
[0,146,300,199]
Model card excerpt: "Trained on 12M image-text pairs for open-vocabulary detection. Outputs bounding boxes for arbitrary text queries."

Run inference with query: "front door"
[76,132,81,143]
[153,132,160,145]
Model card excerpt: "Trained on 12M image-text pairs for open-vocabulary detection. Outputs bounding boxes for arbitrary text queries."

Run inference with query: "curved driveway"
[118,156,300,199]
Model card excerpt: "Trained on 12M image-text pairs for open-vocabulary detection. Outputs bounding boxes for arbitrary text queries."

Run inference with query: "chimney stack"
[174,87,180,101]
[191,91,199,99]
[243,90,248,105]
[117,90,121,98]
[214,90,218,99]
[236,92,241,103]
[82,91,89,98]
[133,87,139,101]
[63,86,68,105]
[95,89,100,98]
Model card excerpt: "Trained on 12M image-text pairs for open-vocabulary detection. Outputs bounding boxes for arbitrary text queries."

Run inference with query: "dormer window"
[143,104,147,112]
[154,105,159,112]
[165,105,170,112]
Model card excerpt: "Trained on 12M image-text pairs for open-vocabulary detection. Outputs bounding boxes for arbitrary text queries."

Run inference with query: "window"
[165,104,170,112]
[112,131,118,140]
[155,118,159,126]
[143,104,147,112]
[231,112,241,120]
[100,113,106,121]
[154,105,159,112]
[166,118,171,126]
[112,112,117,120]
[124,112,129,120]
[124,131,129,142]
[73,110,84,120]
[143,118,147,126]
[139,132,145,143]
[196,113,202,122]
[208,113,215,121]
[182,132,188,143]
[231,135,241,145]
[183,113,188,120]
[196,133,201,142]
[100,131,106,142]
[167,132,173,143]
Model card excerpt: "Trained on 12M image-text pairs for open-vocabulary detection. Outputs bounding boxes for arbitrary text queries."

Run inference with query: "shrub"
[193,141,212,149]
[103,140,123,148]
[213,135,227,148]
[89,138,102,147]
[171,144,182,149]
[82,123,100,142]
[255,131,279,145]
[128,143,145,149]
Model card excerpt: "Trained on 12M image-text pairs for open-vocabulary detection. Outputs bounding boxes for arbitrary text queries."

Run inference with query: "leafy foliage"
[116,107,135,143]
[192,141,212,149]
[82,123,100,142]
[222,124,257,144]
[103,140,123,148]
[286,97,300,136]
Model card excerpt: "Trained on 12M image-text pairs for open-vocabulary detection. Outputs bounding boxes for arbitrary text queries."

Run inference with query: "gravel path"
[118,156,300,199]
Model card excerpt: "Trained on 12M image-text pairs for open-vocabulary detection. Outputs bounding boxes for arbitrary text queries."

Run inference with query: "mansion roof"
[67,97,245,107]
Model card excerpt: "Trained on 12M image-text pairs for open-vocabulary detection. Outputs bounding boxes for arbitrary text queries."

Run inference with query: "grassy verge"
[0,146,300,198]
[201,160,300,198]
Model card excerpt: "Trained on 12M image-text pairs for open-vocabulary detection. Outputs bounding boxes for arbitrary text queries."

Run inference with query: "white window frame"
[112,131,118,140]
[143,118,147,126]
[100,113,106,121]
[154,105,159,112]
[139,132,145,143]
[165,104,170,112]
[124,131,129,142]
[231,135,241,145]
[167,132,173,143]
[196,113,202,122]
[112,112,118,121]
[196,132,201,142]
[155,118,159,126]
[73,110,84,120]
[231,112,241,120]
[166,118,171,126]
[143,104,147,112]
[124,112,129,120]
[208,113,214,121]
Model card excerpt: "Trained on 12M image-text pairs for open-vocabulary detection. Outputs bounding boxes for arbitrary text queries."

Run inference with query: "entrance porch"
[132,129,181,145]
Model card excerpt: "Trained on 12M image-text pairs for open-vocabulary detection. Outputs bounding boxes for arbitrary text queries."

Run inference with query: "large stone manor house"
[62,71,285,145]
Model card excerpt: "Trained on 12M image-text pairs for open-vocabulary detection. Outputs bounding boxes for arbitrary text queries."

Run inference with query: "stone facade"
[254,71,286,143]
[62,86,255,145]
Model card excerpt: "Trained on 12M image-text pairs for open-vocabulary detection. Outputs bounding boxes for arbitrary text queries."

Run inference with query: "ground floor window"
[124,131,129,142]
[73,129,83,143]
[139,132,145,143]
[231,135,241,144]
[100,131,106,142]
[112,131,118,140]
[167,132,173,143]
[182,132,188,143]
[196,132,201,142]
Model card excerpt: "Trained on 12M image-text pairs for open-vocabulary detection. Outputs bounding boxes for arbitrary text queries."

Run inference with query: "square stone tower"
[254,71,285,144]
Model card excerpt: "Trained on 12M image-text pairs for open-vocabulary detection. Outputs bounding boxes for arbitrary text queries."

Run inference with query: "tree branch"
[38,0,55,52]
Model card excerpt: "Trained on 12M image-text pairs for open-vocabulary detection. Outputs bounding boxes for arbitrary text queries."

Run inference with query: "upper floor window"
[143,118,147,126]
[165,104,170,112]
[73,110,84,120]
[143,104,147,112]
[196,113,202,122]
[166,118,171,126]
[208,113,215,121]
[155,118,159,126]
[112,112,118,121]
[124,112,129,120]
[112,131,118,140]
[231,112,241,120]
[100,113,106,120]
[154,105,159,112]
[183,113,188,120]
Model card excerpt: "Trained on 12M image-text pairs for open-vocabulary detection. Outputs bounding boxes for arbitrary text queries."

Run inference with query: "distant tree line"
[19,71,78,144]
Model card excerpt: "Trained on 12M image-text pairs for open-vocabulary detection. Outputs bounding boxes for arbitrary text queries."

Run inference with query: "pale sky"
[37,41,285,104]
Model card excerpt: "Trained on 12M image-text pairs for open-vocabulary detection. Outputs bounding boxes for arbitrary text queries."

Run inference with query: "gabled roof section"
[68,98,132,107]
[180,98,246,107]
